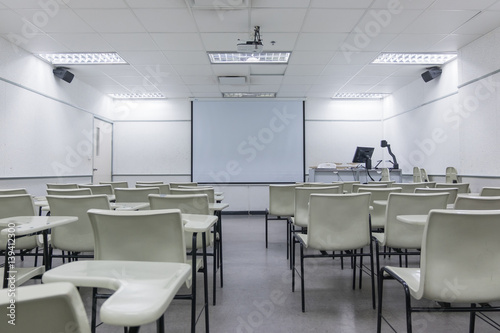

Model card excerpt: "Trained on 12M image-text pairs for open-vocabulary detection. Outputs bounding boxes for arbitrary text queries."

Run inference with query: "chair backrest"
[100,181,128,189]
[414,187,458,205]
[380,168,391,181]
[0,194,37,249]
[0,282,91,333]
[480,187,500,196]
[170,187,215,203]
[435,182,469,194]
[420,168,430,182]
[46,183,79,189]
[391,182,436,193]
[445,166,459,183]
[268,184,298,216]
[0,194,36,218]
[418,209,500,303]
[301,182,344,193]
[368,180,395,186]
[149,194,209,215]
[0,188,28,195]
[46,194,111,252]
[357,187,402,228]
[136,183,171,194]
[293,186,341,227]
[136,181,163,185]
[352,183,388,193]
[169,182,197,188]
[453,196,500,210]
[413,167,422,182]
[307,193,371,250]
[78,184,114,195]
[383,193,449,249]
[47,188,93,196]
[114,187,160,202]
[87,209,186,263]
[341,181,360,194]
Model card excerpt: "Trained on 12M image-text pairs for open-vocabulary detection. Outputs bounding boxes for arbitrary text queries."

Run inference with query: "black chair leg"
[469,304,476,333]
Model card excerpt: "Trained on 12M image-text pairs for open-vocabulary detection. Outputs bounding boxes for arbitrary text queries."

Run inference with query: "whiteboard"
[113,121,191,175]
[192,100,304,183]
[0,83,93,177]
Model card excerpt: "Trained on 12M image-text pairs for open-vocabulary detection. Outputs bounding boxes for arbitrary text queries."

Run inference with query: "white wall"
[0,37,112,195]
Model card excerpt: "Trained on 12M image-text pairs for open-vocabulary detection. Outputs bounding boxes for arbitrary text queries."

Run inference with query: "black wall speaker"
[421,66,442,82]
[53,67,74,83]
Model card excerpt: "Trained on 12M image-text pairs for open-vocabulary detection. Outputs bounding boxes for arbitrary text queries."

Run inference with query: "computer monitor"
[352,146,374,169]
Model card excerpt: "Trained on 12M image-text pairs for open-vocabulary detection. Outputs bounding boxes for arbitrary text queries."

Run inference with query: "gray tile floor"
[17,214,500,332]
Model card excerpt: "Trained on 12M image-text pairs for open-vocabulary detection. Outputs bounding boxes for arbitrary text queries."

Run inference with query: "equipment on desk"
[352,146,374,170]
[380,140,399,169]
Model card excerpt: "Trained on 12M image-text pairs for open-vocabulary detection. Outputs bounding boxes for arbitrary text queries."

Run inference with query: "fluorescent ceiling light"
[208,52,290,64]
[372,53,456,65]
[223,92,276,98]
[332,93,389,99]
[109,93,165,99]
[38,52,127,65]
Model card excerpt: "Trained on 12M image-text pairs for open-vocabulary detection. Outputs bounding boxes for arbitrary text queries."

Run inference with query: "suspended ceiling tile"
[119,50,170,65]
[251,9,307,33]
[403,10,480,34]
[302,9,365,32]
[151,33,204,51]
[134,8,197,32]
[192,8,249,33]
[383,34,447,52]
[101,33,158,51]
[49,33,113,52]
[294,33,349,51]
[288,51,335,65]
[163,51,210,65]
[73,9,145,33]
[250,64,287,75]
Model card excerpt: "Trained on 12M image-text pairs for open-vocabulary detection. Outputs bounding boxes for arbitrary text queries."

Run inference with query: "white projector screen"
[192,100,304,183]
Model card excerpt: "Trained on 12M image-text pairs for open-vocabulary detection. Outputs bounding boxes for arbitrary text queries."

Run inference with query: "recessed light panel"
[208,52,290,64]
[332,93,389,99]
[372,53,456,65]
[223,92,276,98]
[109,93,165,99]
[38,52,127,65]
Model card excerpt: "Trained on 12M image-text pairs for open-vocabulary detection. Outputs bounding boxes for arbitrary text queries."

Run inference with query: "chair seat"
[384,266,420,296]
[0,266,45,287]
[371,232,384,244]
[43,260,190,327]
[290,216,307,228]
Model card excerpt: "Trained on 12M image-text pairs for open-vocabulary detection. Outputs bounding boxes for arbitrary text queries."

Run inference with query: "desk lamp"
[381,140,399,169]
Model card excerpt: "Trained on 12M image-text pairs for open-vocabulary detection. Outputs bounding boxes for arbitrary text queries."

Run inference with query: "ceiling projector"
[237,26,263,53]
[237,40,263,53]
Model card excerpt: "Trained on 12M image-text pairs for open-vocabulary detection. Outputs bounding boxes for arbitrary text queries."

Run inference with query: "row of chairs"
[0,191,216,332]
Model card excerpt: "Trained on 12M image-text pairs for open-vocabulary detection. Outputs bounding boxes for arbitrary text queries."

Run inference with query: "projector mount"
[237,26,263,53]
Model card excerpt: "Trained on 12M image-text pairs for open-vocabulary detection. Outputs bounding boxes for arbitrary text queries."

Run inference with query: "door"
[92,118,112,183]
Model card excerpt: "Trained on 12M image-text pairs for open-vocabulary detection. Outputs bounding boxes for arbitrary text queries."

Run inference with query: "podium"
[308,168,402,183]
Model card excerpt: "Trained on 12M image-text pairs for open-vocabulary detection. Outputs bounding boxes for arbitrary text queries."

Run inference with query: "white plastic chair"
[78,184,114,196]
[372,192,449,274]
[169,182,197,188]
[445,166,459,183]
[47,188,92,196]
[265,184,298,259]
[87,208,205,333]
[289,186,341,268]
[46,183,79,189]
[412,167,422,182]
[352,183,387,192]
[415,187,458,206]
[0,188,28,195]
[292,193,375,312]
[420,168,430,182]
[357,187,402,229]
[391,182,436,193]
[114,187,159,203]
[99,181,128,189]
[480,187,500,196]
[453,195,500,210]
[377,209,500,333]
[435,182,470,194]
[170,187,215,203]
[0,282,91,332]
[341,181,360,193]
[46,194,111,264]
[137,183,171,194]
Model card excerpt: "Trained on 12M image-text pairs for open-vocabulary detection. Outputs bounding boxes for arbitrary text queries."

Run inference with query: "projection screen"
[192,100,304,183]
